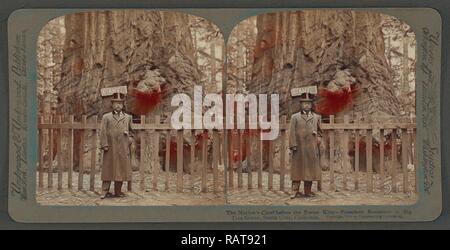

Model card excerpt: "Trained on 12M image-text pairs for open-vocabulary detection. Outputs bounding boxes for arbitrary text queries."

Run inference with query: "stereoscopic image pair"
[36,10,417,206]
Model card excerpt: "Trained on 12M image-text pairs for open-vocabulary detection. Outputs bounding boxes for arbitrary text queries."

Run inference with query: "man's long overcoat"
[289,112,322,181]
[100,112,133,182]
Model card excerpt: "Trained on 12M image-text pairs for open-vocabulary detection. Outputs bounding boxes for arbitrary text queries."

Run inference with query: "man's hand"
[102,146,109,151]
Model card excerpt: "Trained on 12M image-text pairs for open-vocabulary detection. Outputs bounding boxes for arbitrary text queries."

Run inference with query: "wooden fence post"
[244,128,253,190]
[268,138,274,191]
[391,130,398,193]
[219,131,224,166]
[78,115,87,191]
[38,116,44,188]
[401,129,409,193]
[89,116,98,192]
[354,130,360,191]
[280,116,287,192]
[56,116,63,191]
[238,130,243,189]
[258,130,263,190]
[153,116,161,191]
[213,130,219,194]
[343,115,350,190]
[68,115,74,189]
[247,129,253,190]
[366,129,373,193]
[329,115,335,191]
[190,130,196,191]
[379,129,385,192]
[139,116,146,191]
[413,129,418,193]
[177,130,184,193]
[48,115,54,189]
[229,130,235,189]
[201,130,208,193]
[165,130,171,191]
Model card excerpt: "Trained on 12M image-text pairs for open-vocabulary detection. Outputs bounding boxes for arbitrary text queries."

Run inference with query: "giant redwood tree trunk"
[249,10,403,119]
[57,10,201,170]
[58,10,199,118]
[247,10,405,172]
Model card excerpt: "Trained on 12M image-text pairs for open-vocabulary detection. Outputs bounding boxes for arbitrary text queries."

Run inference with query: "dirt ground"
[36,169,418,206]
[227,171,418,206]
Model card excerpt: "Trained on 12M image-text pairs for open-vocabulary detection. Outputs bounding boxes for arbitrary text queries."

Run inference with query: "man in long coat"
[100,92,133,199]
[289,89,322,198]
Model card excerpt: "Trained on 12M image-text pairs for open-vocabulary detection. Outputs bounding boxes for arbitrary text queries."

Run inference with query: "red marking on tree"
[163,131,209,158]
[316,84,359,115]
[228,129,263,165]
[73,58,84,76]
[129,86,165,115]
[193,131,209,155]
[348,138,393,158]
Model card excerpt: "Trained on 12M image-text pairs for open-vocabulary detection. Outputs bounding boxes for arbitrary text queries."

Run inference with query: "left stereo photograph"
[35,10,226,206]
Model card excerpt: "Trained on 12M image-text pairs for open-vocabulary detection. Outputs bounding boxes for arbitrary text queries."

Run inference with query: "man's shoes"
[304,192,316,198]
[100,192,113,199]
[114,192,126,198]
[290,192,305,199]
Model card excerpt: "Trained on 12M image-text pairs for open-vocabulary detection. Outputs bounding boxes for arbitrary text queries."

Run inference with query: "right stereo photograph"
[225,10,417,206]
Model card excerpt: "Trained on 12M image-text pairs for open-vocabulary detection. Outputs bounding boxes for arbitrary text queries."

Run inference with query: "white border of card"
[8,8,442,222]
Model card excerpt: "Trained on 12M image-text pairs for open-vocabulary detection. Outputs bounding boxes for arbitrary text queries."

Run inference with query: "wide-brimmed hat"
[111,92,126,102]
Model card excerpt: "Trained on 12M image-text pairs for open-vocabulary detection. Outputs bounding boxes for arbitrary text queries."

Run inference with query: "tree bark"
[245,10,407,173]
[57,10,201,170]
[248,10,403,120]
